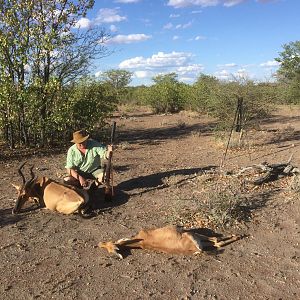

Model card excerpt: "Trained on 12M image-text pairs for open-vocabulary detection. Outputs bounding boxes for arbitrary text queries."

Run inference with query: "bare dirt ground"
[1,105,300,300]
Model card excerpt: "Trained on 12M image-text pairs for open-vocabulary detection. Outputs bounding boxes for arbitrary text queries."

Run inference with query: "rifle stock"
[104,121,116,201]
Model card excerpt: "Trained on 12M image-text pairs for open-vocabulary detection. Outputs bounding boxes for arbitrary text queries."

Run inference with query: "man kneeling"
[64,129,113,189]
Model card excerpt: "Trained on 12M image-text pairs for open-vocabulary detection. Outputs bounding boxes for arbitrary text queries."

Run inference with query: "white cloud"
[170,14,180,18]
[106,34,151,44]
[95,71,103,77]
[177,65,204,83]
[188,35,206,42]
[134,70,154,78]
[167,0,219,8]
[164,22,173,29]
[236,68,249,78]
[217,63,237,68]
[214,68,251,80]
[167,0,248,8]
[74,8,126,28]
[74,17,92,29]
[173,35,180,40]
[175,21,192,29]
[177,64,204,75]
[215,69,231,80]
[119,56,146,69]
[109,24,118,32]
[119,51,194,69]
[257,0,276,3]
[118,52,206,84]
[95,8,126,24]
[115,0,140,3]
[164,21,193,31]
[179,76,196,83]
[260,60,280,68]
[223,0,244,7]
[195,35,206,40]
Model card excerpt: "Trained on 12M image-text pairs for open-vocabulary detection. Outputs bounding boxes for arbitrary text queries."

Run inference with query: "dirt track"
[1,106,300,299]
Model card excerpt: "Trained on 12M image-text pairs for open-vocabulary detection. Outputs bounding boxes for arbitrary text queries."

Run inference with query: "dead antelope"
[99,225,241,259]
[12,162,90,217]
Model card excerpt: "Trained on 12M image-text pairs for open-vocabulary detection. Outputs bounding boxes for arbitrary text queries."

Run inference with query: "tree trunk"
[8,122,15,149]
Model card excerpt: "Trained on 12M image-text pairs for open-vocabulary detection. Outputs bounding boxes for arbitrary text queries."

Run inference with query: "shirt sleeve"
[91,140,107,159]
[96,145,107,159]
[65,147,74,169]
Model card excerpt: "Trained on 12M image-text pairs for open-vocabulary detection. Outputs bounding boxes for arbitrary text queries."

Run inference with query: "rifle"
[104,121,116,201]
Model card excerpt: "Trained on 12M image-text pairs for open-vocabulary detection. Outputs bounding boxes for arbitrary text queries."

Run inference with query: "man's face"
[76,140,87,150]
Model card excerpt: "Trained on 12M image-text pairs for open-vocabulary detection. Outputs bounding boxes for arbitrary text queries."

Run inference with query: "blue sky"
[75,0,300,86]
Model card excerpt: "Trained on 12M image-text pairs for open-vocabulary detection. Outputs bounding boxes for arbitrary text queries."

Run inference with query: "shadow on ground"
[233,189,278,224]
[117,122,217,145]
[0,208,25,228]
[90,188,130,213]
[118,166,217,195]
[0,145,67,162]
[259,114,300,126]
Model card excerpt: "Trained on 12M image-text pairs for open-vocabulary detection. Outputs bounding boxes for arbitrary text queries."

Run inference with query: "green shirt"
[65,139,107,174]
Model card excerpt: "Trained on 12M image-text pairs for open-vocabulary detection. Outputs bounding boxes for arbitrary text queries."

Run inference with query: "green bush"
[145,73,185,113]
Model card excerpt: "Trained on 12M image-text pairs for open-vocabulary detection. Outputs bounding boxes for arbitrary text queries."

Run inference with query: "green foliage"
[188,74,220,112]
[0,0,111,147]
[187,76,274,130]
[101,69,133,90]
[276,41,300,80]
[287,75,300,104]
[146,73,185,113]
[120,85,148,106]
[100,69,133,104]
[276,41,300,104]
[67,77,116,131]
[113,71,281,131]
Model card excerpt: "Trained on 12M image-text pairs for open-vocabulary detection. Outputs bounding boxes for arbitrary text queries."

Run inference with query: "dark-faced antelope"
[12,162,90,217]
[99,225,241,258]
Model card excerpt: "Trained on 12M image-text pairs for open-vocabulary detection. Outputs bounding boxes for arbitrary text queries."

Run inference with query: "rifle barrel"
[111,121,116,145]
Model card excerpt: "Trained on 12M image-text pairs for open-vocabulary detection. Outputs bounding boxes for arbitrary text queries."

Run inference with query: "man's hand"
[78,175,87,187]
[107,144,113,157]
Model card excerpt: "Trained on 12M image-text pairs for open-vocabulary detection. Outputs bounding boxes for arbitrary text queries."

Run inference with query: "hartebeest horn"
[27,165,36,186]
[18,161,27,184]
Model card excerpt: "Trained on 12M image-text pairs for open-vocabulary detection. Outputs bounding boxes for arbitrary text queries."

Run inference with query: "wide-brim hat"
[71,130,89,143]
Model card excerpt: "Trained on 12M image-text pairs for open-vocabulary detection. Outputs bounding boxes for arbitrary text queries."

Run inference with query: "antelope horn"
[18,161,27,184]
[28,165,36,185]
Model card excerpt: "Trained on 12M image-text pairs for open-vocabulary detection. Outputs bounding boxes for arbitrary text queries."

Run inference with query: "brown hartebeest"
[12,162,90,217]
[99,225,241,258]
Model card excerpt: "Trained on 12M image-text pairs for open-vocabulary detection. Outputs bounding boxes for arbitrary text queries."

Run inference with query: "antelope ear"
[11,183,21,191]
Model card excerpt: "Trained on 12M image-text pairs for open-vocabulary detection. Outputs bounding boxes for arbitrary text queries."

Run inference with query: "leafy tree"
[0,0,111,147]
[207,80,274,131]
[275,41,300,80]
[67,77,116,131]
[188,74,220,112]
[101,69,133,90]
[275,41,300,104]
[146,73,185,113]
[100,69,133,103]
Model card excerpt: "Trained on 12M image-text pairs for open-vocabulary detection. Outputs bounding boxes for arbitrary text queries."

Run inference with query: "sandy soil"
[0,105,300,300]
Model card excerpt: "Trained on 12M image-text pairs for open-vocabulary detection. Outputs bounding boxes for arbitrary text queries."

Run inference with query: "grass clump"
[192,176,256,229]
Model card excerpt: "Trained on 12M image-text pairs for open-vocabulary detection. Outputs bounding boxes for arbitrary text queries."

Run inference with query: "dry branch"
[234,160,300,185]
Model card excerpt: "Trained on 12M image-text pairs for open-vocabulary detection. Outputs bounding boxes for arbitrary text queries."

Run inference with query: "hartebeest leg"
[214,235,241,248]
